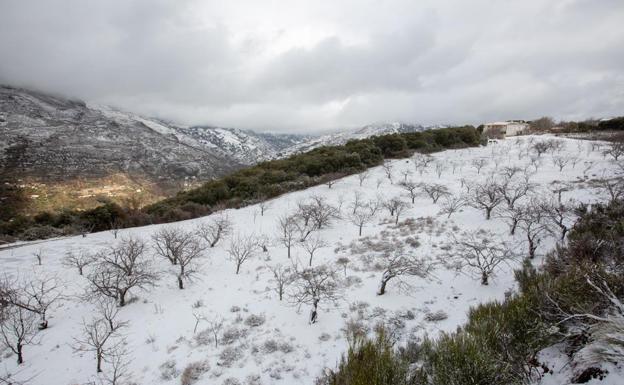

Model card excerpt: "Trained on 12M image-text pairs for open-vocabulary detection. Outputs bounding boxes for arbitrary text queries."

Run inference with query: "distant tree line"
[0,126,480,242]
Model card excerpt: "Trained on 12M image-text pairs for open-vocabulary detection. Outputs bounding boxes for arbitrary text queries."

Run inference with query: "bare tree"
[468,180,504,220]
[101,345,132,385]
[195,214,233,248]
[550,181,571,203]
[33,250,43,266]
[532,140,552,157]
[206,316,224,348]
[496,205,525,235]
[552,156,570,172]
[357,170,370,187]
[434,161,447,178]
[382,162,394,184]
[348,191,364,215]
[22,274,63,329]
[471,158,487,174]
[63,249,95,276]
[376,252,434,295]
[596,177,624,202]
[301,235,328,266]
[152,227,194,265]
[603,142,624,161]
[420,183,450,204]
[541,200,575,242]
[347,205,376,236]
[399,181,419,203]
[499,179,531,209]
[518,202,550,259]
[174,235,204,290]
[277,214,297,258]
[501,166,523,179]
[258,201,271,216]
[383,197,409,224]
[439,195,466,218]
[413,154,434,175]
[289,264,343,324]
[86,237,158,306]
[267,264,294,301]
[400,169,412,183]
[336,257,350,276]
[0,306,39,364]
[73,299,127,373]
[451,231,517,285]
[227,234,257,274]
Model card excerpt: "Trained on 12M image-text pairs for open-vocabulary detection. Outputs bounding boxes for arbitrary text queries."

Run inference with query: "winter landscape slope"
[0,136,622,385]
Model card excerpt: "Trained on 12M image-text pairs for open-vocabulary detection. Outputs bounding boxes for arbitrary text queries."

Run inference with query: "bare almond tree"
[499,179,531,209]
[289,264,343,324]
[518,202,550,259]
[348,191,364,215]
[413,154,434,175]
[420,183,450,204]
[227,234,257,274]
[267,264,294,301]
[152,227,194,265]
[347,205,376,236]
[439,195,466,218]
[0,306,39,364]
[73,299,127,373]
[550,181,571,203]
[174,235,204,290]
[596,177,624,202]
[496,205,525,235]
[33,250,43,266]
[86,237,158,306]
[603,142,624,161]
[541,200,575,241]
[376,252,434,296]
[552,156,570,172]
[277,214,298,258]
[23,274,63,329]
[195,214,233,248]
[383,197,409,224]
[451,231,517,285]
[399,181,419,203]
[434,161,447,178]
[382,161,394,184]
[471,158,487,174]
[357,170,370,186]
[258,201,271,216]
[468,180,504,220]
[301,235,328,266]
[63,249,95,276]
[501,166,523,180]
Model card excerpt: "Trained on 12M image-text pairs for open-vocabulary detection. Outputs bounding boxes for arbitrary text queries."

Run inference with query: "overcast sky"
[1,0,623,133]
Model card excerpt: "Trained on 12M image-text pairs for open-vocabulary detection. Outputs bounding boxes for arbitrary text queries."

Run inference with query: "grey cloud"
[0,0,623,132]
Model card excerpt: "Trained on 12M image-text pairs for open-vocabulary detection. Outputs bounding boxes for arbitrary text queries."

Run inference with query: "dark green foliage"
[598,116,624,131]
[316,328,411,385]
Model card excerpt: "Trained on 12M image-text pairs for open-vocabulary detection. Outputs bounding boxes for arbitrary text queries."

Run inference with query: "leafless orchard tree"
[583,161,595,178]
[152,227,195,265]
[227,233,257,274]
[293,196,339,241]
[288,264,343,324]
[258,201,271,216]
[0,305,39,364]
[100,345,132,385]
[541,200,575,241]
[518,202,551,259]
[552,156,570,172]
[399,181,419,203]
[496,205,525,235]
[174,235,204,289]
[0,273,63,329]
[383,197,409,224]
[603,142,624,161]
[195,214,233,248]
[451,231,517,285]
[63,249,96,275]
[348,191,364,214]
[206,315,224,348]
[86,237,158,307]
[376,252,434,296]
[468,179,504,220]
[434,161,447,178]
[501,166,523,180]
[529,155,542,173]
[499,178,532,209]
[301,235,328,266]
[277,214,298,258]
[336,257,350,276]
[382,161,394,184]
[347,203,377,236]
[400,169,412,182]
[73,299,128,373]
[532,141,552,157]
[412,154,434,175]
[439,195,466,218]
[357,170,370,186]
[471,158,488,174]
[596,177,624,202]
[267,263,295,301]
[33,250,43,266]
[419,183,450,204]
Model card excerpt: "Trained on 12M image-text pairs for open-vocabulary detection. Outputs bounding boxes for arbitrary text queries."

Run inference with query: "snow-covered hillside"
[1,136,621,385]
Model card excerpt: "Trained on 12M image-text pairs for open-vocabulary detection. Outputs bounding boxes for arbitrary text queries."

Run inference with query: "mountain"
[280,122,433,156]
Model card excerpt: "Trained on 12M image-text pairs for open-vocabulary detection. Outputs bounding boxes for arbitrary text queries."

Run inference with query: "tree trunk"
[358,224,363,236]
[236,263,241,274]
[16,343,23,364]
[97,351,103,373]
[481,271,489,285]
[309,254,313,267]
[287,245,291,258]
[510,219,518,235]
[309,299,319,324]
[486,208,492,220]
[119,290,126,307]
[377,273,392,296]
[528,236,536,259]
[178,274,184,290]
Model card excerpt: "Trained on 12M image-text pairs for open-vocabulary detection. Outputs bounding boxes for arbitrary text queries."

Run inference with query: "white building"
[482,121,528,137]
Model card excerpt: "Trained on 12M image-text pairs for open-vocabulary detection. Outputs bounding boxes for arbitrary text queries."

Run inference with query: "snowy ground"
[0,135,621,385]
